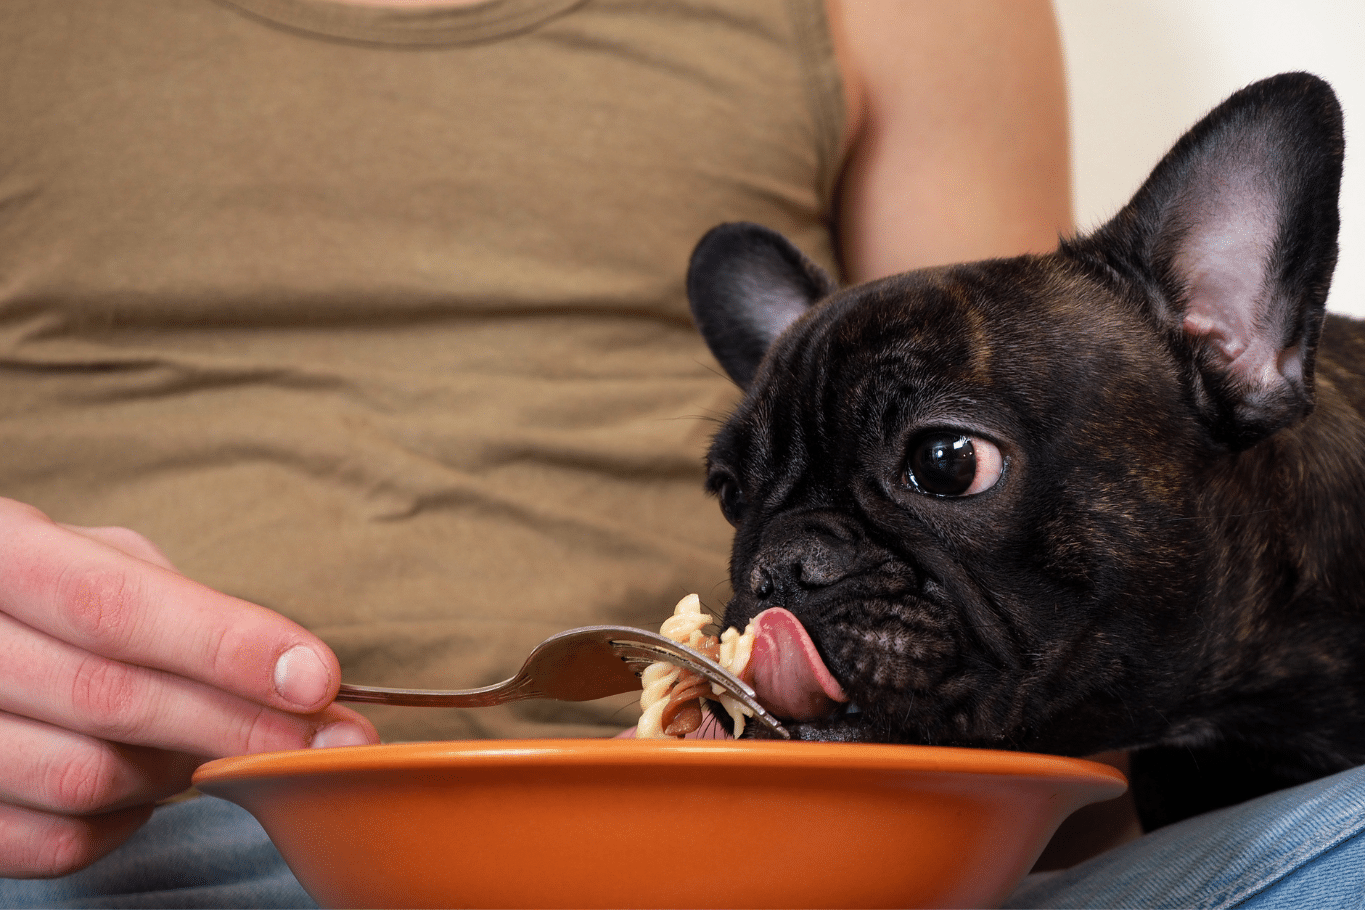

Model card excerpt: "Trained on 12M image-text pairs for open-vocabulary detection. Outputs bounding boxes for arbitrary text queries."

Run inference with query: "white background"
[1055,0,1365,316]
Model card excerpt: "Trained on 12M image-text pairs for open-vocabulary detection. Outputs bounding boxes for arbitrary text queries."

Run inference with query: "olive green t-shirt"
[0,0,845,741]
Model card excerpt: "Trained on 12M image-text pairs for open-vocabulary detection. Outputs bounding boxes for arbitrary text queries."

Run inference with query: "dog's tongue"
[745,608,848,721]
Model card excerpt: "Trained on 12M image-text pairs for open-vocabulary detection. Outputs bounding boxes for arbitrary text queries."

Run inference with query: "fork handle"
[335,682,526,708]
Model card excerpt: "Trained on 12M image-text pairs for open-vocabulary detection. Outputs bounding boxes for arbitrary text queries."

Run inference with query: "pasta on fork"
[637,594,757,738]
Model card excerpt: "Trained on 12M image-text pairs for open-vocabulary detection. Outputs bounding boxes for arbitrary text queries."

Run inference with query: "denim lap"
[0,797,314,909]
[1007,763,1365,909]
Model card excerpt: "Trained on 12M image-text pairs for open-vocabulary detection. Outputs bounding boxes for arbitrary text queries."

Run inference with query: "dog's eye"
[904,432,1005,497]
[714,476,747,525]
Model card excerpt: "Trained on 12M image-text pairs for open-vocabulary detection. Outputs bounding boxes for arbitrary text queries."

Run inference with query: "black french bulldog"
[686,73,1364,830]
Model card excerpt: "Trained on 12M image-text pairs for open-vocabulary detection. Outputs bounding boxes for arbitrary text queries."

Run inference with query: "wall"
[1054,0,1365,316]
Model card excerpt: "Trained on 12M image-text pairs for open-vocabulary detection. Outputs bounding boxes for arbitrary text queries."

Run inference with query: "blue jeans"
[4,764,1365,909]
[0,798,315,909]
[1006,762,1365,908]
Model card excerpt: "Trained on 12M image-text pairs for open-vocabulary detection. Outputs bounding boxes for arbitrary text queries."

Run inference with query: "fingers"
[0,711,174,879]
[0,598,379,761]
[310,704,381,748]
[0,609,293,758]
[0,703,373,819]
[0,702,376,879]
[0,711,198,816]
[0,800,154,880]
[0,501,382,758]
[0,499,382,877]
[0,500,340,715]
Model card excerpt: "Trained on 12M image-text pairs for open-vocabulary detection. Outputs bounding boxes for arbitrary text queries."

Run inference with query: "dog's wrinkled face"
[687,73,1344,758]
[706,258,1208,753]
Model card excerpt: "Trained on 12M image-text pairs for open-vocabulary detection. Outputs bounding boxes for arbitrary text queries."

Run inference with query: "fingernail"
[274,645,331,709]
[310,722,374,749]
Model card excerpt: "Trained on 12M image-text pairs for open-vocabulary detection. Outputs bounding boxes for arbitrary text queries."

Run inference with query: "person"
[0,0,1071,896]
[14,2,1361,909]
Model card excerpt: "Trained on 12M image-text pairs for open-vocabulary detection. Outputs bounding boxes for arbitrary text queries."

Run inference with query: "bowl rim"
[193,739,1128,793]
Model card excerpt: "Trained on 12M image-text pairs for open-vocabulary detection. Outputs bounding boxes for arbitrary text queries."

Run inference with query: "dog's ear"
[1080,72,1344,448]
[687,222,838,389]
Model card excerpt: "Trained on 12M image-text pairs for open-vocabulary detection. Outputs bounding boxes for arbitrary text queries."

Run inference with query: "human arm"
[0,498,379,878]
[828,0,1073,281]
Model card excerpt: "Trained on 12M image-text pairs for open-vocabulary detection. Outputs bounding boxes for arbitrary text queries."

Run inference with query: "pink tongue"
[745,608,848,721]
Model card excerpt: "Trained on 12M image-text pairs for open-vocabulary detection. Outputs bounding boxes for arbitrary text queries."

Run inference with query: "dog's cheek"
[825,601,959,696]
[811,585,1022,747]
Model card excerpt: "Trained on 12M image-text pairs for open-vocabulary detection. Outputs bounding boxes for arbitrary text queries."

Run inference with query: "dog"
[685,73,1364,830]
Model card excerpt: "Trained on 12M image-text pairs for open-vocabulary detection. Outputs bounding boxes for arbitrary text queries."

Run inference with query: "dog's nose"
[748,526,856,601]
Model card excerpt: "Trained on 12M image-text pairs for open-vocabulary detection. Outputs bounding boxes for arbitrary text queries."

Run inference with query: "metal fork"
[335,625,790,738]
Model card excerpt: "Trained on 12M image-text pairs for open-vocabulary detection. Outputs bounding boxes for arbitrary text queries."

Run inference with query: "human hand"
[0,498,379,878]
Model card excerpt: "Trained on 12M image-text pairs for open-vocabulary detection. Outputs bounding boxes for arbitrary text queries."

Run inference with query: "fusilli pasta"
[637,594,756,738]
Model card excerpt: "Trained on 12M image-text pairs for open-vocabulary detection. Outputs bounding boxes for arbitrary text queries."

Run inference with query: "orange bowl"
[192,739,1125,909]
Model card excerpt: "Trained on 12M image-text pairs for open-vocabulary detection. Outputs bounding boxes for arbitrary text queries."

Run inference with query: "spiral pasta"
[636,594,756,738]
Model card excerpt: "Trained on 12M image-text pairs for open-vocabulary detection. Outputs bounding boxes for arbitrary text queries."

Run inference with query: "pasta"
[636,594,757,738]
